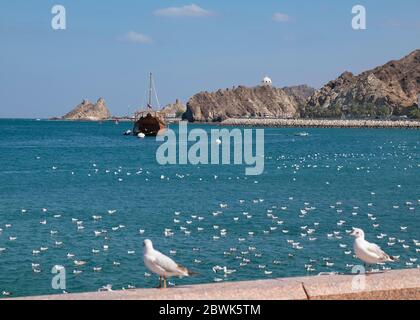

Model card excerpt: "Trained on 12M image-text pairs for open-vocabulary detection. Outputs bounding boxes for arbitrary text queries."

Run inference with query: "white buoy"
[138,133,146,139]
[216,138,222,145]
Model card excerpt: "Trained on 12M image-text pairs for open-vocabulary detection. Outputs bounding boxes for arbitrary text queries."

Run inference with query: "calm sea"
[0,119,419,297]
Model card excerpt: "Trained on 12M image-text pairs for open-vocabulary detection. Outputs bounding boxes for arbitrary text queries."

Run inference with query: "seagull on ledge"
[143,239,196,288]
[350,228,397,267]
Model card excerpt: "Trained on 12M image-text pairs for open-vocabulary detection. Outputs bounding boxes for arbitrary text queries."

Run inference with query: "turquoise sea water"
[0,119,419,298]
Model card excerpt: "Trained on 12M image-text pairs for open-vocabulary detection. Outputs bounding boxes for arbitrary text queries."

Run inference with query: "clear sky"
[1,0,419,118]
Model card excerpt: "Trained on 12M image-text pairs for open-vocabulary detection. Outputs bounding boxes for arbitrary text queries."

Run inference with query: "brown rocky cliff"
[305,50,420,117]
[183,85,308,122]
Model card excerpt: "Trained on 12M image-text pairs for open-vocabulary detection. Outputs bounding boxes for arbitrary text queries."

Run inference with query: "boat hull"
[133,113,166,137]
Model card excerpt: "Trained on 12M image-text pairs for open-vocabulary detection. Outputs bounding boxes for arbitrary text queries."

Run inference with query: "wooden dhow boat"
[133,73,166,137]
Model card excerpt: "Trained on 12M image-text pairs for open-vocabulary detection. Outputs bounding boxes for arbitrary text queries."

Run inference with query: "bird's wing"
[365,242,389,259]
[176,263,195,276]
[154,250,185,274]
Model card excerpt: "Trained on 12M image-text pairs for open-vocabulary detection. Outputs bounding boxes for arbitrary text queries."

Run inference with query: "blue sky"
[1,0,419,118]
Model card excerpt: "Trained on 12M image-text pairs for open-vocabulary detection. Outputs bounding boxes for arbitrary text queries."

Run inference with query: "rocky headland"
[182,85,314,122]
[183,50,420,122]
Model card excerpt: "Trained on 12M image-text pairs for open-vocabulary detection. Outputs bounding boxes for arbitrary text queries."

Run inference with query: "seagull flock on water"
[0,138,419,296]
[1,195,418,296]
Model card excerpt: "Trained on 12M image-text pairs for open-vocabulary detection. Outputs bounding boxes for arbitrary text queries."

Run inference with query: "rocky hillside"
[183,85,312,122]
[304,50,420,118]
[282,85,315,106]
[62,98,111,121]
[161,99,186,118]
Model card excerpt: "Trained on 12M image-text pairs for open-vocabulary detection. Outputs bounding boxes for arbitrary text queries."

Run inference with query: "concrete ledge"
[12,269,420,300]
[299,268,420,300]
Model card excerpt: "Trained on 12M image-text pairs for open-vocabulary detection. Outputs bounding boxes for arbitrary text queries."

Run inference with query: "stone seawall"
[221,118,420,129]
[11,269,420,300]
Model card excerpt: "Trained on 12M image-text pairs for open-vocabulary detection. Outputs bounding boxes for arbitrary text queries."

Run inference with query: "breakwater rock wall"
[222,118,420,129]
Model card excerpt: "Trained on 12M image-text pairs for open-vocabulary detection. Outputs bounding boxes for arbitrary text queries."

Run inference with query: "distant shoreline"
[221,118,420,129]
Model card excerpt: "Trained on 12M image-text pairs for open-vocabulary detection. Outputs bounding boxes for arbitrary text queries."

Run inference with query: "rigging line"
[140,86,148,111]
[141,74,149,110]
[152,75,161,109]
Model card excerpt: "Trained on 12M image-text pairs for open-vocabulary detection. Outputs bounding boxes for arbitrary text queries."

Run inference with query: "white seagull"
[350,228,397,266]
[143,239,196,288]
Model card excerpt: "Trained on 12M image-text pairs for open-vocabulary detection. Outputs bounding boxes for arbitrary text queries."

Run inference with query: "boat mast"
[148,72,153,109]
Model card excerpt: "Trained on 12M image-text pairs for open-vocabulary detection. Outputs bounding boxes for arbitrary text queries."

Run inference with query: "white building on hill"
[261,76,272,86]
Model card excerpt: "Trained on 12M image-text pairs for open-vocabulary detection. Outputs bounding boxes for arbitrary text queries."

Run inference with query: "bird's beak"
[350,229,356,236]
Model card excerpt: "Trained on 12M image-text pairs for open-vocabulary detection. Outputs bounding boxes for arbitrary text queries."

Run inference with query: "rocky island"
[61,98,111,121]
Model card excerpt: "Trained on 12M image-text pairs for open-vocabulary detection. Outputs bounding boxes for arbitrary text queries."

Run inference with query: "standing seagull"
[350,228,397,267]
[143,239,196,288]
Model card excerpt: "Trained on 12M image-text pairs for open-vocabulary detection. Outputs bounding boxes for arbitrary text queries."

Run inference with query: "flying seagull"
[350,228,397,266]
[143,239,196,288]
